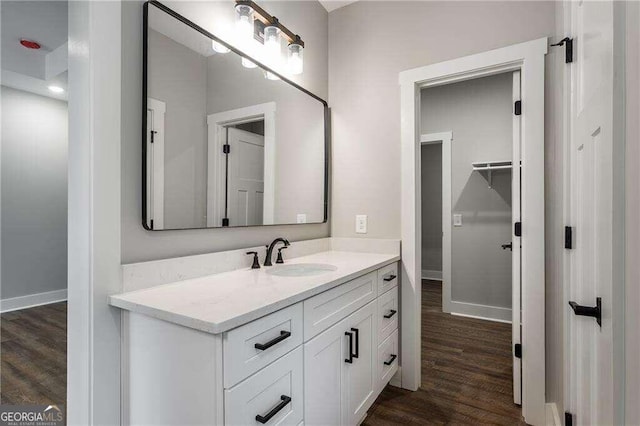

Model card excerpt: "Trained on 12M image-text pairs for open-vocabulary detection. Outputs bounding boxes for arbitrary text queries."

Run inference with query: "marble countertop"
[109,250,400,334]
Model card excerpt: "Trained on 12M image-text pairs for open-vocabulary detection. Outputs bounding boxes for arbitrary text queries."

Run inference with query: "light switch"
[355,215,368,234]
[453,214,463,227]
[296,214,307,224]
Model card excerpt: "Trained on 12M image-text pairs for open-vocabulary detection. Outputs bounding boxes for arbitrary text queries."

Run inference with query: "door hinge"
[565,412,574,426]
[514,100,522,116]
[565,226,573,249]
[150,130,157,143]
[514,343,522,359]
[223,144,230,154]
[150,219,154,230]
[222,218,229,227]
[551,37,574,63]
[514,222,522,237]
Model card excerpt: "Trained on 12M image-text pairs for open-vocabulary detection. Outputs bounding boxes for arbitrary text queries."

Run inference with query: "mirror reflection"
[144,3,327,230]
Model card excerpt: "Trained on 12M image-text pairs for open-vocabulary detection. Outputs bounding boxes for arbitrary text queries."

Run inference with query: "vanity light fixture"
[234,0,304,75]
[235,3,254,41]
[288,36,303,75]
[48,85,64,94]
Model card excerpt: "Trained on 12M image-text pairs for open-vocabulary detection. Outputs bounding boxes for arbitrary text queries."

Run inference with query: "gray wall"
[122,0,329,263]
[422,73,513,309]
[328,0,563,409]
[1,86,68,299]
[420,144,442,273]
[148,29,208,229]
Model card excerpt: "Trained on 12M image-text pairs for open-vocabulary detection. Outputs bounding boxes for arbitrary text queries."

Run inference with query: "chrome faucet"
[264,238,290,266]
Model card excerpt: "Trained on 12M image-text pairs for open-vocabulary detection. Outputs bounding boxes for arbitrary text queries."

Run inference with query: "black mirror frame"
[142,1,329,231]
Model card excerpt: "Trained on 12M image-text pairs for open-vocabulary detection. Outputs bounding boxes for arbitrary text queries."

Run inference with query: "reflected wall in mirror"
[143,1,328,230]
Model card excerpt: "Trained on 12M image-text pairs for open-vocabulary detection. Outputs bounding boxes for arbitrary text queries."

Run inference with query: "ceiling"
[318,0,358,13]
[1,1,68,100]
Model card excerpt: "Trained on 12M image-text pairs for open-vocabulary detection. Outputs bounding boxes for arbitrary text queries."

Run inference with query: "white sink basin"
[267,263,338,277]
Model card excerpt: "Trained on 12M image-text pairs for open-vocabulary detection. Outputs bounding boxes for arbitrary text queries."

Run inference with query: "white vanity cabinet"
[122,261,399,426]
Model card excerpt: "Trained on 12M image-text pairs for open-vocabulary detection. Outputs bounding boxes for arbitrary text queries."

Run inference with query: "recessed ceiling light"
[48,86,64,93]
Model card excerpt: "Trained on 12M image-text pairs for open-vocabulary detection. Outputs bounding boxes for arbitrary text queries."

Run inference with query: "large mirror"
[143,1,328,230]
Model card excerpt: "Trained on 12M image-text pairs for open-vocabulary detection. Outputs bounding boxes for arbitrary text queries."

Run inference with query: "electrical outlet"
[453,214,463,227]
[355,215,368,234]
[296,214,307,224]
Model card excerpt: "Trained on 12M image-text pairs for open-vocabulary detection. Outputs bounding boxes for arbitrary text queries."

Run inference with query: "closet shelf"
[472,161,513,171]
[472,161,513,189]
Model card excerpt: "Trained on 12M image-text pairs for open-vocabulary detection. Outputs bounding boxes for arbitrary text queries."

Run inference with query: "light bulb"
[241,57,257,68]
[264,71,280,81]
[235,5,254,41]
[212,40,230,54]
[288,41,303,75]
[264,25,280,58]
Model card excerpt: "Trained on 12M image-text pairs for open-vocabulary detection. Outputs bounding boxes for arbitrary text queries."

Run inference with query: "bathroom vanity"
[110,242,400,425]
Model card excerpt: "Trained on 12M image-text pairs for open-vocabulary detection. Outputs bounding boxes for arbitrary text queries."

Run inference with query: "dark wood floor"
[1,302,67,405]
[363,280,525,425]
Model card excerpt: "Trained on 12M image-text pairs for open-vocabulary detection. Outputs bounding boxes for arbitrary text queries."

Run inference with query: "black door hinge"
[565,412,574,426]
[150,219,154,230]
[222,218,229,227]
[565,226,573,249]
[223,144,230,154]
[552,37,574,63]
[150,130,157,143]
[514,343,522,359]
[514,222,522,237]
[514,100,522,116]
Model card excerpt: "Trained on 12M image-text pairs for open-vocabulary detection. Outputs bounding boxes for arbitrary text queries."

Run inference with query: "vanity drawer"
[223,303,303,388]
[377,329,399,392]
[377,263,398,295]
[225,346,303,426]
[377,287,398,342]
[303,271,376,340]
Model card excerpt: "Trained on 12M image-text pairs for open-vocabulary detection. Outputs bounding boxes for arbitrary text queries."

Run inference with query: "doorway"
[399,38,547,425]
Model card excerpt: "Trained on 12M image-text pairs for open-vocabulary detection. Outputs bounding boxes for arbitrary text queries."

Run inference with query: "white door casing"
[146,98,165,230]
[226,128,265,227]
[399,38,547,425]
[567,2,615,424]
[419,132,452,314]
[207,103,276,227]
[511,70,522,406]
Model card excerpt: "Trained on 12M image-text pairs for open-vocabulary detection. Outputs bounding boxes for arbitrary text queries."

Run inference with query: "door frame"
[399,37,547,426]
[206,102,276,227]
[420,132,452,314]
[146,97,165,229]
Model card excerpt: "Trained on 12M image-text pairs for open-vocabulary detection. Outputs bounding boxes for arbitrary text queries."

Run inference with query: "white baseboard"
[1,289,67,313]
[421,269,442,281]
[545,403,561,426]
[450,300,511,323]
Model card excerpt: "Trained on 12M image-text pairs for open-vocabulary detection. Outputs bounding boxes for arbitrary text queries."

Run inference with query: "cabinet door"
[304,301,377,426]
[304,315,347,426]
[341,300,377,426]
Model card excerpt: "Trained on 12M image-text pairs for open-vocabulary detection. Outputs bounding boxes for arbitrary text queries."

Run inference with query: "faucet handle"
[246,251,260,269]
[276,246,288,264]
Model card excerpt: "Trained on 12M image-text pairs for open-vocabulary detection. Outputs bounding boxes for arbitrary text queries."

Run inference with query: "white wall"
[328,0,563,408]
[624,2,640,423]
[1,86,68,301]
[122,0,329,263]
[148,29,208,229]
[422,73,513,310]
[420,144,441,274]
